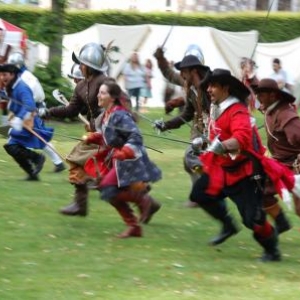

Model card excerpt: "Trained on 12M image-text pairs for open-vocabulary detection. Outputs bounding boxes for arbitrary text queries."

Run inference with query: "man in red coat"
[254,78,300,229]
[190,69,281,262]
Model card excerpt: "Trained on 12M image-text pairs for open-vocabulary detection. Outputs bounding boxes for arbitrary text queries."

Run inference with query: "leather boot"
[60,184,88,216]
[253,231,281,262]
[200,200,239,246]
[137,194,161,224]
[110,195,142,238]
[275,211,292,234]
[16,146,46,176]
[209,214,240,246]
[263,198,292,235]
[4,144,39,180]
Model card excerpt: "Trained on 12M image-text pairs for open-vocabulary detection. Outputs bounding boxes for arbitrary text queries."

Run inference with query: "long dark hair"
[102,77,122,105]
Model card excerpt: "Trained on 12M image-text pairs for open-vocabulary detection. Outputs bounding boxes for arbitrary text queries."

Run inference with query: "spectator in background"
[140,58,153,112]
[122,52,146,112]
[270,58,294,94]
[240,57,260,111]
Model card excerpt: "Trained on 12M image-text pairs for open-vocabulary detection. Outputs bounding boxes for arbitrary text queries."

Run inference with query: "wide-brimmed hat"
[252,78,295,103]
[0,63,20,73]
[174,55,210,73]
[203,68,250,102]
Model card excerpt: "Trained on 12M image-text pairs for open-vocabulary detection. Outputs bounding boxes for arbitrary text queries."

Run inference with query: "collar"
[210,96,239,120]
[12,77,22,90]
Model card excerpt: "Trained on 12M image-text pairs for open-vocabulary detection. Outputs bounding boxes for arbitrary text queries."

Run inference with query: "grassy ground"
[0,108,300,300]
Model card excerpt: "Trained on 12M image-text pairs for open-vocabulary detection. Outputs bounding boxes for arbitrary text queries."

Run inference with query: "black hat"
[0,63,20,73]
[203,68,250,102]
[252,78,295,103]
[174,55,210,73]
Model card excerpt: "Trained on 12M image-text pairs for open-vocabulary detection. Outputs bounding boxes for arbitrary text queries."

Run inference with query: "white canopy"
[28,24,300,106]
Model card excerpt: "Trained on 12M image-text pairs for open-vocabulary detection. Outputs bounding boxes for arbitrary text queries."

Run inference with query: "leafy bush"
[33,59,74,108]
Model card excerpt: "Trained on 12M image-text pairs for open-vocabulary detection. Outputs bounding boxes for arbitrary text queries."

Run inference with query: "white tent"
[0,18,27,53]
[61,24,259,107]
[28,24,300,106]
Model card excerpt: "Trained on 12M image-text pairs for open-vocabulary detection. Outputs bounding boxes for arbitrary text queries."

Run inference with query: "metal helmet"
[68,63,84,80]
[8,52,25,69]
[184,44,205,65]
[72,42,109,73]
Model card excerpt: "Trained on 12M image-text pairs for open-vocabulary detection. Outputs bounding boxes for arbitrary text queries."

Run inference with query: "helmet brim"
[72,50,110,73]
[72,52,80,64]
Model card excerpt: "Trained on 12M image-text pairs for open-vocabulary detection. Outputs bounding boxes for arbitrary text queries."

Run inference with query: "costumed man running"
[190,69,300,261]
[153,48,211,208]
[254,78,300,231]
[7,52,66,173]
[0,63,53,180]
[83,78,162,237]
[40,42,110,216]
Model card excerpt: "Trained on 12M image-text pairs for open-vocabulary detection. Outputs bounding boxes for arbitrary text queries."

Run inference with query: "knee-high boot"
[110,192,142,238]
[135,194,161,224]
[200,200,240,246]
[253,230,281,262]
[263,196,292,234]
[3,144,44,180]
[59,184,88,216]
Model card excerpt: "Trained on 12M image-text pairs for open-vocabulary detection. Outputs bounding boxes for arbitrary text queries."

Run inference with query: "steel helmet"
[8,52,25,69]
[72,42,109,73]
[184,44,205,65]
[68,63,84,80]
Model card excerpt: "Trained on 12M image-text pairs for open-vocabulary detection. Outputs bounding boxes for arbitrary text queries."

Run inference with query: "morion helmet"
[72,42,109,73]
[68,63,84,80]
[184,44,205,65]
[7,52,25,69]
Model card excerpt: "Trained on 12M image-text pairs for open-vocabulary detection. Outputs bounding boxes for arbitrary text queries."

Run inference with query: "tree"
[29,0,73,107]
[48,0,68,78]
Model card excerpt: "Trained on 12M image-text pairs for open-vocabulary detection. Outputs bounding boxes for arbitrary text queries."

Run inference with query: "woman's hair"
[102,77,122,104]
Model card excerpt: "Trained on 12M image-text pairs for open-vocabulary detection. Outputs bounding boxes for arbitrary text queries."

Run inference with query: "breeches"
[224,177,266,229]
[99,167,149,201]
[191,174,266,230]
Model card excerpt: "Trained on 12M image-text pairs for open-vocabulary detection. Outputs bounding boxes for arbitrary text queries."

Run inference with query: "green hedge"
[1,6,299,108]
[1,6,300,43]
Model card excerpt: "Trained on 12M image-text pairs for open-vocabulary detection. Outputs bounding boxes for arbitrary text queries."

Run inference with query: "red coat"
[201,102,265,194]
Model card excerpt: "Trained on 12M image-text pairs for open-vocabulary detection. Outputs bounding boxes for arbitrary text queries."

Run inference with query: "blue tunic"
[7,78,53,149]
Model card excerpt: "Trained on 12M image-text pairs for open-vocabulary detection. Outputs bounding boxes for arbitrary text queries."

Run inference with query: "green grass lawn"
[0,108,300,300]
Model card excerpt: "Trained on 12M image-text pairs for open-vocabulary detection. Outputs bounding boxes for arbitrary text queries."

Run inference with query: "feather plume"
[103,40,120,64]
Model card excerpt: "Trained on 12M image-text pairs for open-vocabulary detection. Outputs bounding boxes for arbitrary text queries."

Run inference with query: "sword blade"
[105,125,191,145]
[161,25,174,49]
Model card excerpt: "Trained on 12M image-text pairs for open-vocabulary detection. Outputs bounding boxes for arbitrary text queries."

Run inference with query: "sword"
[177,115,209,142]
[35,127,163,154]
[160,6,183,49]
[135,111,172,134]
[23,124,65,160]
[106,125,191,145]
[250,0,276,60]
[161,25,174,49]
[35,128,84,141]
[52,89,90,126]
